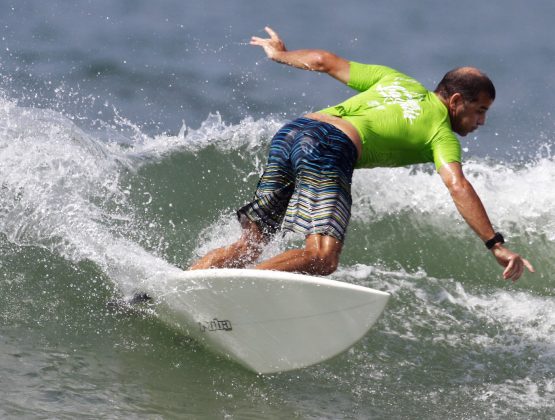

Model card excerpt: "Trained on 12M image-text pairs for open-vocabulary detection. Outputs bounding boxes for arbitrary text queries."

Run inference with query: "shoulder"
[349,62,410,80]
[431,127,462,170]
[348,62,410,91]
[349,62,397,74]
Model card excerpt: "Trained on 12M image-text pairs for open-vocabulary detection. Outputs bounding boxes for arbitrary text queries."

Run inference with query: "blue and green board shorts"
[237,117,358,242]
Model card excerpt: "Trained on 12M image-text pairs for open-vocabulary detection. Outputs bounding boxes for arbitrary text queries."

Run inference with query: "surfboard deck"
[139,268,389,374]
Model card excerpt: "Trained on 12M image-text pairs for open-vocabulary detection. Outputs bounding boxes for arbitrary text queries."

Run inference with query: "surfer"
[191,27,534,281]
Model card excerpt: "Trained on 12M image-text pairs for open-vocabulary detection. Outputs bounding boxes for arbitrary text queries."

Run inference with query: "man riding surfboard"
[191,27,534,281]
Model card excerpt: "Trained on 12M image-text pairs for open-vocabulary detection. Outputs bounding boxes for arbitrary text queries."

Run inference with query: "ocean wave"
[0,98,552,293]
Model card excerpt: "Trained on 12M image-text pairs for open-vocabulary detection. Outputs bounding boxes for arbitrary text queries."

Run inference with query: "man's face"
[449,91,494,136]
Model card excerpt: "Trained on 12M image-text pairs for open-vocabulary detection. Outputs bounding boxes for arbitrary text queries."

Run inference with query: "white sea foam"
[338,262,553,345]
[351,158,555,239]
[124,112,281,160]
[0,99,179,294]
[0,99,284,295]
[334,262,554,413]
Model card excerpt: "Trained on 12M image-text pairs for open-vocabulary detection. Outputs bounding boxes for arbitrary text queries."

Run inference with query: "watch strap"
[485,232,505,249]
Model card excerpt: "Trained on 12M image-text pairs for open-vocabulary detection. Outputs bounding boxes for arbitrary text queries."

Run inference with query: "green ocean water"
[0,100,553,418]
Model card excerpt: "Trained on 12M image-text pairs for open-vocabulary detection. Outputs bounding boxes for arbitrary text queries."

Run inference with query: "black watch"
[485,232,505,249]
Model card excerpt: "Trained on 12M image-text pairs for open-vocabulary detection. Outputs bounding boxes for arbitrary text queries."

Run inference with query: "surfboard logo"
[198,318,233,332]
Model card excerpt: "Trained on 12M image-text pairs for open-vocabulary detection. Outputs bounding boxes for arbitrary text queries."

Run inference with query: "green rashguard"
[319,62,461,171]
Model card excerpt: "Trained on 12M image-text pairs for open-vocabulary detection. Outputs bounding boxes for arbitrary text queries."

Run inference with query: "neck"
[434,92,449,108]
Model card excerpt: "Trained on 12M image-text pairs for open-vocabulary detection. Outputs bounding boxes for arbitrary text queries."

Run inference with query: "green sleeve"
[432,131,462,171]
[347,62,398,92]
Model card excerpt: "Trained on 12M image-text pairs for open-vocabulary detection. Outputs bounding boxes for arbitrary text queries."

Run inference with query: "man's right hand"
[250,27,287,60]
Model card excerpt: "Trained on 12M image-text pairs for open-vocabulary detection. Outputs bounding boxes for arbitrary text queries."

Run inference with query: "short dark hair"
[434,67,495,102]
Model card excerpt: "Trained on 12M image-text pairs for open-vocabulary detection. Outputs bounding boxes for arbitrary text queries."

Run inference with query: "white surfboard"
[139,268,389,374]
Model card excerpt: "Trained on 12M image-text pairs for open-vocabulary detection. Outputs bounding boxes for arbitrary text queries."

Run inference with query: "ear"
[448,93,464,113]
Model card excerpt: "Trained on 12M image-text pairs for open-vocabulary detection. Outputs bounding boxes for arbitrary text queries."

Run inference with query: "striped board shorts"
[237,117,358,242]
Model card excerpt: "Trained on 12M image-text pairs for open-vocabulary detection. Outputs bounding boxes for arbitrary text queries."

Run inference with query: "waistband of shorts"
[291,117,358,156]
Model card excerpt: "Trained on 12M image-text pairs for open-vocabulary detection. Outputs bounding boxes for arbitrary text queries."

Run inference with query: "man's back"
[320,63,461,170]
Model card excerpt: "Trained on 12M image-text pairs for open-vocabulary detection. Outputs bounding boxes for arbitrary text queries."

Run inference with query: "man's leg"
[190,220,268,270]
[255,234,342,276]
[190,121,304,271]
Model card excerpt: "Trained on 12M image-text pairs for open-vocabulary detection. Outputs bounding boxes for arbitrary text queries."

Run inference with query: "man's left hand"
[491,245,535,281]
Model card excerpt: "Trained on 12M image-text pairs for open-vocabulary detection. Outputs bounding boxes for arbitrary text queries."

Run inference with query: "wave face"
[0,97,553,418]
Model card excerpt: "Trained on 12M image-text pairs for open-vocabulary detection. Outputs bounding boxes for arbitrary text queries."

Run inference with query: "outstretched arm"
[250,27,350,84]
[439,162,534,281]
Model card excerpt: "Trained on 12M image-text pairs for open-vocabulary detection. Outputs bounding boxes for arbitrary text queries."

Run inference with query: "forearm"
[449,179,496,242]
[269,49,335,72]
[251,27,350,83]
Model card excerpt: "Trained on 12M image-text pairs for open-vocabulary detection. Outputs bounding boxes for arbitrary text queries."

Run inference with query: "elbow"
[310,51,334,73]
[446,178,471,198]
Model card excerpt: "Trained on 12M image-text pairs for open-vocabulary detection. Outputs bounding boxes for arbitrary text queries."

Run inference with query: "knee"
[306,249,339,276]
[233,222,267,257]
[233,238,263,261]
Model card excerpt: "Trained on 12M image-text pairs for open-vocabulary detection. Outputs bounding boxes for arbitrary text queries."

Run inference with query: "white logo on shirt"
[374,78,424,122]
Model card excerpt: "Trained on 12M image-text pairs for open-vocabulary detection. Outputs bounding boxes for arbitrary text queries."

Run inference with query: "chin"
[461,128,476,136]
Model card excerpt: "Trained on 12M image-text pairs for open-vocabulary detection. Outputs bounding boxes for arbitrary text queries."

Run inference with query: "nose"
[477,114,486,126]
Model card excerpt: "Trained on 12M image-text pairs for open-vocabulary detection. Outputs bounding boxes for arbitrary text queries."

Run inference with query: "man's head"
[434,67,495,136]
